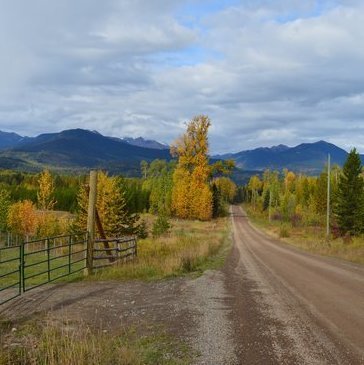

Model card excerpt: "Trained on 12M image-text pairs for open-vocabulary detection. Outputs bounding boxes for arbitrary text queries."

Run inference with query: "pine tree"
[335,149,364,235]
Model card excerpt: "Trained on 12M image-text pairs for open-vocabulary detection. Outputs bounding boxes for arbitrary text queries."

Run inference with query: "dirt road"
[226,205,364,364]
[1,206,363,364]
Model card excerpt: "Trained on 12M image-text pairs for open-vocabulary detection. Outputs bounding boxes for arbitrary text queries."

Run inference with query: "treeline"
[243,149,364,236]
[0,115,238,240]
[0,170,83,212]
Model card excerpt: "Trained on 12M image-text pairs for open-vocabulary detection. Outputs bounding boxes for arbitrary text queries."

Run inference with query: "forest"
[242,148,364,263]
[0,115,362,249]
[0,116,237,242]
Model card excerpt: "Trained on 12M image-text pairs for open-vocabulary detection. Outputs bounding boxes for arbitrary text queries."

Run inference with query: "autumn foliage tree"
[74,171,141,237]
[171,115,213,220]
[37,169,56,211]
[7,200,37,239]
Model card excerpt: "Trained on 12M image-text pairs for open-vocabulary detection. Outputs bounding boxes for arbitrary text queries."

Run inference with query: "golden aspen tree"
[171,115,212,220]
[37,169,56,210]
[7,200,37,239]
[213,177,237,203]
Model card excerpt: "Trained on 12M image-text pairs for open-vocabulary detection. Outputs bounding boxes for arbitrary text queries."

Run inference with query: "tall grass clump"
[0,320,190,365]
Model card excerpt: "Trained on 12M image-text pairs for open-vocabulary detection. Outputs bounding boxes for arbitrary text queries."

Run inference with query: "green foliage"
[334,149,364,235]
[136,219,148,239]
[143,160,174,216]
[314,172,328,214]
[152,213,171,237]
[211,183,226,218]
[262,188,270,211]
[0,170,84,212]
[119,177,150,213]
[0,189,10,231]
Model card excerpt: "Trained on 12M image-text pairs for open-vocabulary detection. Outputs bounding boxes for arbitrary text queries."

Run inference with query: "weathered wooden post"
[85,170,97,275]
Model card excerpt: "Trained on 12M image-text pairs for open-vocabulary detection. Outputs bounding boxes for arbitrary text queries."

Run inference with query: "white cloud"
[0,0,363,153]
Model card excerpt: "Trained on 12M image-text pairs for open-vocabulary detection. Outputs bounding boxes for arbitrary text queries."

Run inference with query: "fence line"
[0,231,138,306]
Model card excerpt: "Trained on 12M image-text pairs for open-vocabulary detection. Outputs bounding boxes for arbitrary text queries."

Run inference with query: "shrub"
[136,219,148,239]
[152,214,171,237]
[279,224,290,238]
[290,213,302,227]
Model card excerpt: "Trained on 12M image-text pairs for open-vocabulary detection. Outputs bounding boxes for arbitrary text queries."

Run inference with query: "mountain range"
[0,129,362,180]
[216,140,363,174]
[0,129,170,175]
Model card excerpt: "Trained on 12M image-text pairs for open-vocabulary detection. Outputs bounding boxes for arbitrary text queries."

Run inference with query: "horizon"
[1,127,362,156]
[0,1,364,154]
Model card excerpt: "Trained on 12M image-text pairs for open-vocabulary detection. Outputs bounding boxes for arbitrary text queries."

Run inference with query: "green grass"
[244,204,364,264]
[0,318,192,365]
[0,236,86,303]
[89,217,231,282]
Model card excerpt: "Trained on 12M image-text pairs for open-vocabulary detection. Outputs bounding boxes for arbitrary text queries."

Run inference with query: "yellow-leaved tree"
[7,200,37,239]
[74,171,140,236]
[213,177,237,204]
[37,169,56,211]
[171,115,212,220]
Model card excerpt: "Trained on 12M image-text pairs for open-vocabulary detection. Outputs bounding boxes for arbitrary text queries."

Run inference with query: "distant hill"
[0,129,171,175]
[0,131,23,149]
[216,141,364,174]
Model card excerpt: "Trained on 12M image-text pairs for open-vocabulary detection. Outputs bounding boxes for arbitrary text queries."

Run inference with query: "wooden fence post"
[85,170,97,276]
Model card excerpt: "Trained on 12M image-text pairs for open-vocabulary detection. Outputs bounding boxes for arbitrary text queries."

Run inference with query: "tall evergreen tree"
[335,149,364,235]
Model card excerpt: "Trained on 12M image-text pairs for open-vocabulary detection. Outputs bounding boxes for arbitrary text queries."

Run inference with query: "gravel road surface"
[225,205,364,364]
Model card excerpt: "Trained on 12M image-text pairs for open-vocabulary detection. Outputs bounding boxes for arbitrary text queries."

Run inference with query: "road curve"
[225,205,364,364]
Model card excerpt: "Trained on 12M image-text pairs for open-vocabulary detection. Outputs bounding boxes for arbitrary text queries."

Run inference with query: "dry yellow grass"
[91,216,231,281]
[244,204,364,265]
[0,318,190,365]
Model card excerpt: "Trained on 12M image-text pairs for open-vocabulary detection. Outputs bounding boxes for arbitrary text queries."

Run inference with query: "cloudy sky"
[0,0,363,153]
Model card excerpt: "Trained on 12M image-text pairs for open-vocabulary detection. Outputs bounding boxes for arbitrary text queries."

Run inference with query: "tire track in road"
[225,205,364,364]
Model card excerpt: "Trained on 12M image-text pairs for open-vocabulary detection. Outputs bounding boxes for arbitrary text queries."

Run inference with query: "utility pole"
[85,170,97,275]
[326,154,331,239]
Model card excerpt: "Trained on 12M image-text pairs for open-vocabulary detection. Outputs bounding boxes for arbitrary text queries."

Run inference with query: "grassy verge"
[0,317,191,365]
[244,204,364,265]
[90,216,231,281]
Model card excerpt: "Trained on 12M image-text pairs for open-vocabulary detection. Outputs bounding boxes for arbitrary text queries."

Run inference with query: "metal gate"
[0,232,88,305]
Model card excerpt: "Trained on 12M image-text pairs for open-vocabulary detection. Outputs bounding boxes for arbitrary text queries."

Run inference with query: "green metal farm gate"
[0,232,138,306]
[0,232,88,305]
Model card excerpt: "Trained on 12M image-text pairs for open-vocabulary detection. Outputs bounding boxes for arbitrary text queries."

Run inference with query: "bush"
[152,214,171,237]
[279,224,290,238]
[290,213,302,227]
[136,219,148,239]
